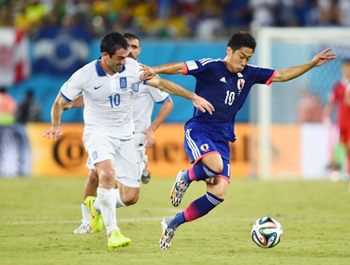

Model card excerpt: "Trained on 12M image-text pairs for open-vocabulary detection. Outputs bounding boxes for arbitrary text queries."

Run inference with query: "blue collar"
[119,65,126,73]
[95,59,106,76]
[95,58,126,76]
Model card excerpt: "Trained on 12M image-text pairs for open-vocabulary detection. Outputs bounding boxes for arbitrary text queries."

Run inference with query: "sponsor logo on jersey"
[220,77,227,83]
[120,77,127,89]
[185,60,198,71]
[94,85,102,90]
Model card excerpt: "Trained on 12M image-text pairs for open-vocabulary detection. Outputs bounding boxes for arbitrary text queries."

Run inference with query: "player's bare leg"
[93,160,131,250]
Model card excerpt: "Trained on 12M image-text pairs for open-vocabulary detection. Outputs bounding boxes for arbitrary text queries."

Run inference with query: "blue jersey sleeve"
[247,65,276,85]
[183,58,221,76]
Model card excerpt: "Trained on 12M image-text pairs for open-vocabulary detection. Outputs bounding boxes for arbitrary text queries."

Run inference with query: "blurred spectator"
[249,0,279,29]
[221,0,251,31]
[278,0,310,27]
[0,87,17,125]
[194,0,224,40]
[25,0,46,29]
[1,0,350,39]
[16,89,42,124]
[297,90,324,123]
[338,0,350,27]
[324,58,350,179]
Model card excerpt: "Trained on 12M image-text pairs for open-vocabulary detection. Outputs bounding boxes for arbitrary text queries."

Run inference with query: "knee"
[207,180,228,200]
[98,169,115,187]
[208,162,224,174]
[122,194,139,206]
[203,155,224,174]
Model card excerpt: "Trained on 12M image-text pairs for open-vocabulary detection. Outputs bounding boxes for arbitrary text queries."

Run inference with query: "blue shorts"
[183,123,231,181]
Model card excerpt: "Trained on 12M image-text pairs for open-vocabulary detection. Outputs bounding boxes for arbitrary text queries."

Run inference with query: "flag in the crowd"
[0,28,31,86]
[33,26,91,75]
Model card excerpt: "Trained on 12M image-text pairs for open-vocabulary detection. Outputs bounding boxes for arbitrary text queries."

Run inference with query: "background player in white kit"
[43,32,214,251]
[72,32,174,234]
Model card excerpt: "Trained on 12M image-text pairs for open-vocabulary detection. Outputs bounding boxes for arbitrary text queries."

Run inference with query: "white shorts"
[134,133,147,172]
[84,131,142,188]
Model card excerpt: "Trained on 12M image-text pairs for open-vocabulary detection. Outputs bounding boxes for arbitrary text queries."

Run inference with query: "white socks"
[81,204,90,225]
[93,188,126,210]
[114,189,126,208]
[96,187,118,235]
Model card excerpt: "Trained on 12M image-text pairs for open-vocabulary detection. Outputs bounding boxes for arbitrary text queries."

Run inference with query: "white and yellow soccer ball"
[251,217,283,248]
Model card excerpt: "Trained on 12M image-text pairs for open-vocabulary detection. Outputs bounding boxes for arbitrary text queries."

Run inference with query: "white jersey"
[132,83,170,134]
[60,57,141,139]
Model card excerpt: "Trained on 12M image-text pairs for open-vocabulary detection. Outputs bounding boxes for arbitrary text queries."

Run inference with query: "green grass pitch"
[0,177,350,265]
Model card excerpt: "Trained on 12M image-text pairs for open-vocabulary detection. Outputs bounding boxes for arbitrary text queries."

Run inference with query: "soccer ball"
[251,217,283,248]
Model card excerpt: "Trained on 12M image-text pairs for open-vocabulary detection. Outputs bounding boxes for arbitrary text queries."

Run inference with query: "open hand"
[144,127,155,148]
[192,94,215,115]
[312,48,336,67]
[43,125,62,140]
[140,64,156,81]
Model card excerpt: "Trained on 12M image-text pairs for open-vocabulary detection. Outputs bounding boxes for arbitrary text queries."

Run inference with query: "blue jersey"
[183,58,276,141]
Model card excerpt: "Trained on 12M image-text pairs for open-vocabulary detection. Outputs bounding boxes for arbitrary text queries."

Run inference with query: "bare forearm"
[153,62,184,74]
[149,98,173,131]
[51,103,63,126]
[157,78,195,100]
[275,61,316,82]
[51,94,68,126]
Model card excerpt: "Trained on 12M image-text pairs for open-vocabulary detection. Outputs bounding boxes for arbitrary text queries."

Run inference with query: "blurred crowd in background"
[0,0,349,40]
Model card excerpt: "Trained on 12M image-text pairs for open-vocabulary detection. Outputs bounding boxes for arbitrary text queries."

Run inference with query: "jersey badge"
[120,77,127,89]
[92,151,98,160]
[185,60,198,71]
[237,78,245,93]
[132,83,140,92]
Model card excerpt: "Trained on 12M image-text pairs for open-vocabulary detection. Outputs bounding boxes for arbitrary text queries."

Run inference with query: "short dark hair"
[123,32,141,45]
[227,31,256,52]
[100,32,128,57]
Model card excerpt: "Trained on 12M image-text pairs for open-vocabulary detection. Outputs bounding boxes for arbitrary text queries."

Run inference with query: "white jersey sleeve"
[60,67,87,101]
[147,85,170,103]
[132,82,170,135]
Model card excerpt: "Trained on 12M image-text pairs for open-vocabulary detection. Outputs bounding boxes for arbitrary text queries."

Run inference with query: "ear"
[226,47,232,56]
[101,52,109,58]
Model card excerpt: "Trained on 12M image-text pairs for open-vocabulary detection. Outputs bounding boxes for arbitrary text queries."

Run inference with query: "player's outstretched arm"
[147,76,215,115]
[43,93,69,140]
[141,62,184,80]
[272,48,336,83]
